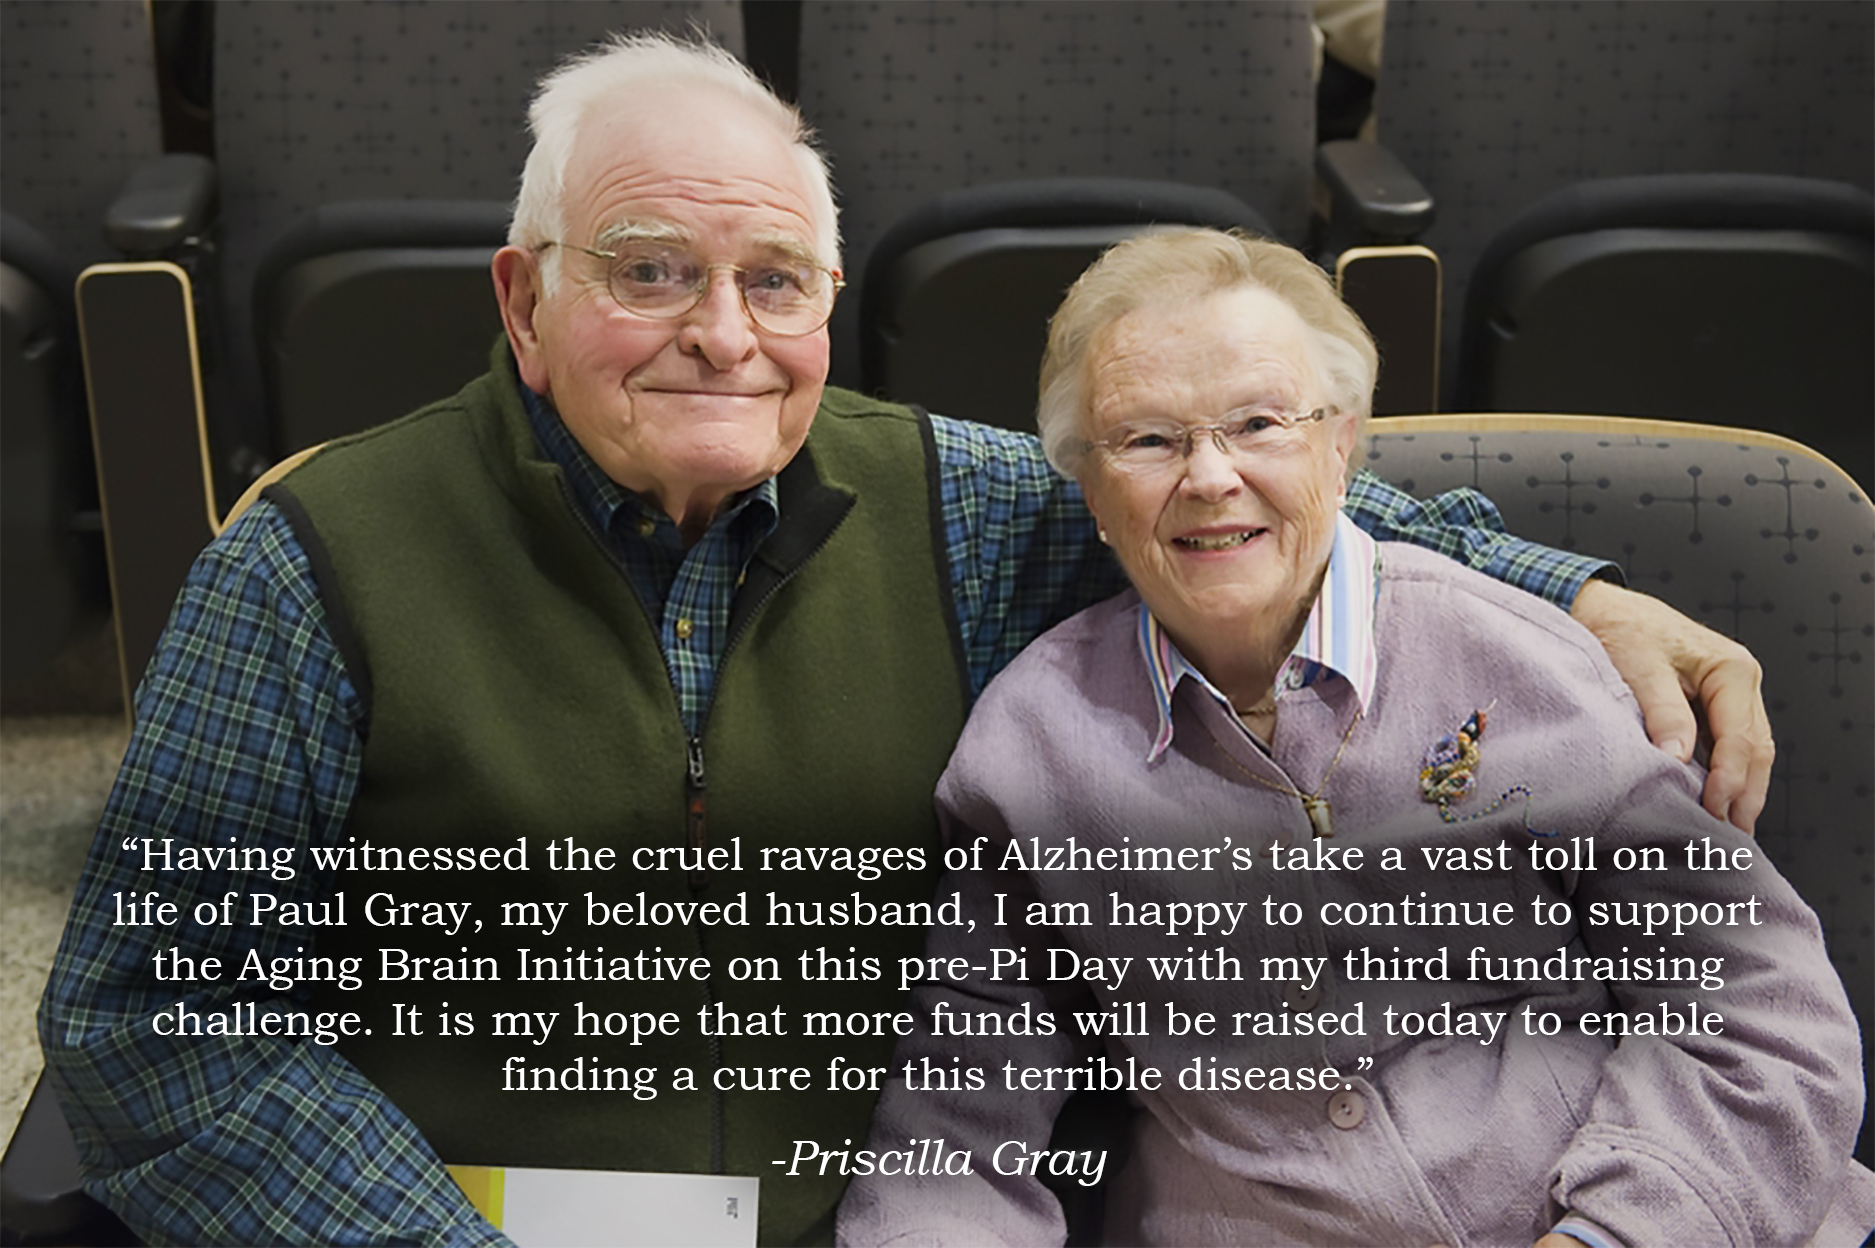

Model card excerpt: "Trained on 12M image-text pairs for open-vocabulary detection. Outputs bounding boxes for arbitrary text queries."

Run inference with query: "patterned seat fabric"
[1365,413,1874,1164]
[0,0,163,262]
[798,0,1316,388]
[211,0,744,457]
[0,1,163,685]
[1374,0,1875,397]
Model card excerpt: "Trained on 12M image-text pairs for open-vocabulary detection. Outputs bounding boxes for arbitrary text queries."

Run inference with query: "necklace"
[1204,708,1361,839]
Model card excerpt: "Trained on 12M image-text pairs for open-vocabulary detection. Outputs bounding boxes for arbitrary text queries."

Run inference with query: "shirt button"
[1327,1089,1365,1130]
[675,618,694,640]
[637,517,656,537]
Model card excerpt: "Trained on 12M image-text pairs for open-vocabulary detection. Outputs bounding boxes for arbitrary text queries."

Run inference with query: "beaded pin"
[1419,707,1486,804]
[1418,704,1558,837]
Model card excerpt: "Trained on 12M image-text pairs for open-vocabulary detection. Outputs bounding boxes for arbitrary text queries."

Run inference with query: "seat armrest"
[104,155,216,259]
[1315,140,1435,255]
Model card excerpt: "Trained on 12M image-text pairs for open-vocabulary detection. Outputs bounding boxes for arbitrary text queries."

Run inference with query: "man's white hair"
[509,31,841,292]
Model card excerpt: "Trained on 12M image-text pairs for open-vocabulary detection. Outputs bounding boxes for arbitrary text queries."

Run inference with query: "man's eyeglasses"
[540,241,842,337]
[1084,406,1331,474]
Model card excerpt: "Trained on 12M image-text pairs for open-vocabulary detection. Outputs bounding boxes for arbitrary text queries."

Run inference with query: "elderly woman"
[836,231,1873,1247]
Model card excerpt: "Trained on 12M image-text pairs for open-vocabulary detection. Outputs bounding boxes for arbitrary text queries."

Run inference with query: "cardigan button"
[1327,1089,1365,1130]
[1284,980,1321,1010]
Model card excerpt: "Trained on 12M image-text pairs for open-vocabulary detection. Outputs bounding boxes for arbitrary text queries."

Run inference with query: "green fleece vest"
[280,362,968,1245]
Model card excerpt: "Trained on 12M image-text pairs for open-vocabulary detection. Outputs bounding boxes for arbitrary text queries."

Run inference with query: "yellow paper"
[447,1165,506,1228]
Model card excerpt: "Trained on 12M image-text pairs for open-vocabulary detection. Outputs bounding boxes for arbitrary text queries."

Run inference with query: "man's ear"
[492,245,551,395]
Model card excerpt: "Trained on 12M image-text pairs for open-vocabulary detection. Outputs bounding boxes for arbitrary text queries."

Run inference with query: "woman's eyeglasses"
[1085,406,1330,474]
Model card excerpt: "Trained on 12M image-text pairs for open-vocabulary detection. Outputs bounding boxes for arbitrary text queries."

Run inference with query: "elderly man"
[40,33,1770,1248]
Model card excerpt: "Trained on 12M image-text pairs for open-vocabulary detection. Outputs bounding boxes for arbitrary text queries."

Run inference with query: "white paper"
[451,1165,758,1247]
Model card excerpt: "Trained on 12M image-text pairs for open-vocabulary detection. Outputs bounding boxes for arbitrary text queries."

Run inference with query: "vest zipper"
[709,526,843,706]
[684,734,726,1172]
[686,514,845,876]
[553,478,730,1170]
[554,474,843,1179]
[685,736,708,890]
[685,518,842,1177]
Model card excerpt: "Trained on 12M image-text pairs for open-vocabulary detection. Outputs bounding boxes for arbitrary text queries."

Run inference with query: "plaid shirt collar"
[1140,512,1380,762]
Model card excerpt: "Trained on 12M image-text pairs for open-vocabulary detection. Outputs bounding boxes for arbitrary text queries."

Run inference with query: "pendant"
[1303,795,1333,839]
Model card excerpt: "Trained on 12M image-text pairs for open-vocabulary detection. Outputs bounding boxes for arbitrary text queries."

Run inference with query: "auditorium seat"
[252,200,510,455]
[798,0,1317,390]
[68,2,748,710]
[1371,0,1875,399]
[860,177,1271,431]
[0,0,166,691]
[208,0,744,477]
[1,215,93,688]
[1454,175,1873,490]
[1362,411,1873,1166]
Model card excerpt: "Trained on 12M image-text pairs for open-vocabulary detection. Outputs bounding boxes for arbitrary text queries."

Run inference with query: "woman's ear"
[1328,409,1361,482]
[1079,480,1111,545]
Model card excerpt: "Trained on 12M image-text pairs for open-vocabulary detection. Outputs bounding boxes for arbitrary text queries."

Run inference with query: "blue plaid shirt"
[39,383,1613,1246]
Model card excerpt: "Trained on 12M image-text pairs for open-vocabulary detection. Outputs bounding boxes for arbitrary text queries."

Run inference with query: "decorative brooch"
[1419,705,1556,837]
[1419,707,1487,805]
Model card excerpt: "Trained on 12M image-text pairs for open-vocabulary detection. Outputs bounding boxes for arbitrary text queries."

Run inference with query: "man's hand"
[1571,579,1773,833]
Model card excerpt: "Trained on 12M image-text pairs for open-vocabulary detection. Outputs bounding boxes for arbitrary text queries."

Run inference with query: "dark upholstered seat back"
[1375,0,1875,400]
[1455,174,1874,489]
[860,178,1272,431]
[798,0,1316,389]
[213,1,745,458]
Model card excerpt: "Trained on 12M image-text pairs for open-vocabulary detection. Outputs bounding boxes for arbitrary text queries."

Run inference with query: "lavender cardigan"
[839,538,1874,1246]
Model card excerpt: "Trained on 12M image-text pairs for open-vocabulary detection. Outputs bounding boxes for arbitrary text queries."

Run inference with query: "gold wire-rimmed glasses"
[1084,406,1332,475]
[539,240,843,336]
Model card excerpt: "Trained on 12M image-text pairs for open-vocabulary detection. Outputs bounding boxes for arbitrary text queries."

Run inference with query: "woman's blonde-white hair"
[508,30,841,291]
[1036,229,1379,475]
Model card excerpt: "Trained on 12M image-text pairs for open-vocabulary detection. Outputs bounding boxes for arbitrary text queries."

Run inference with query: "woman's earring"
[1097,528,1109,544]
